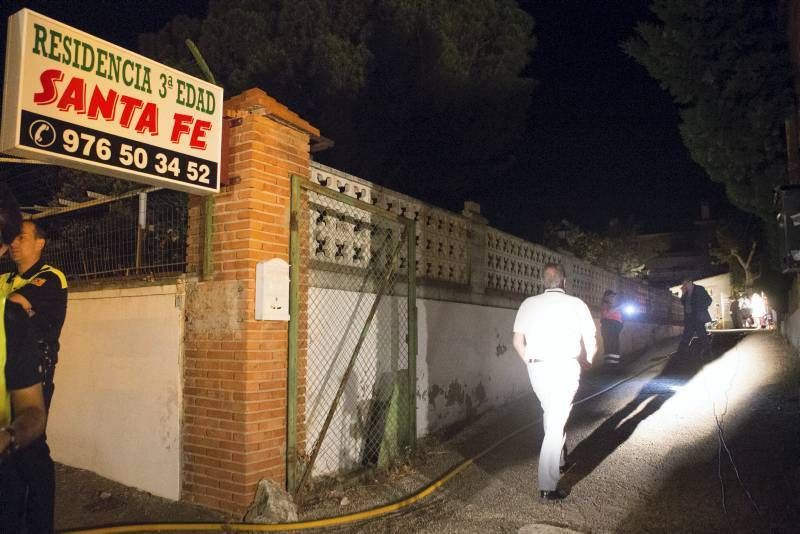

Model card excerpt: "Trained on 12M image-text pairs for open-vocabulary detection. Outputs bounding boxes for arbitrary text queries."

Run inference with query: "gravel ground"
[54,464,232,531]
[55,331,800,533]
[309,331,800,533]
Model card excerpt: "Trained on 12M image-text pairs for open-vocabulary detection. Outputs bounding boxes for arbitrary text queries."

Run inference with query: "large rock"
[243,479,298,523]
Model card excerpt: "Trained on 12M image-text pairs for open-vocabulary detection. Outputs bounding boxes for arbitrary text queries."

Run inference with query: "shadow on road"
[562,333,745,490]
[611,332,800,533]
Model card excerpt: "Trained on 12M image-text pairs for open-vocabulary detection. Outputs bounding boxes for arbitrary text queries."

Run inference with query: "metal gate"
[288,175,417,495]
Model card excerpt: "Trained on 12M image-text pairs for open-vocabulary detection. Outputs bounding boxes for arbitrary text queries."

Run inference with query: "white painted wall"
[48,284,183,500]
[416,298,682,435]
[417,299,520,434]
[305,289,682,466]
[782,307,800,350]
[305,288,407,476]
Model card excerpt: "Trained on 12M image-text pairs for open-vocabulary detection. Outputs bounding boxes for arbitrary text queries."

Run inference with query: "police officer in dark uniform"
[0,185,48,531]
[2,219,68,534]
[3,220,68,409]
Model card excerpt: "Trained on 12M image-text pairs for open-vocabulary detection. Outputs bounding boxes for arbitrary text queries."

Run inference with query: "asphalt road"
[315,332,800,533]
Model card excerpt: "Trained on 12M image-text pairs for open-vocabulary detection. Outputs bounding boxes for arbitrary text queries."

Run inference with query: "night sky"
[0,0,730,236]
[497,0,728,236]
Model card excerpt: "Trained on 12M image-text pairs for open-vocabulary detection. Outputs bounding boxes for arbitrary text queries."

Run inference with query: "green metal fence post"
[184,39,217,281]
[287,174,301,492]
[201,196,214,280]
[407,219,417,451]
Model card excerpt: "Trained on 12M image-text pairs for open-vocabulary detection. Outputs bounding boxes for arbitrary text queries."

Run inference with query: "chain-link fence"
[289,176,416,495]
[33,188,191,282]
[0,165,194,283]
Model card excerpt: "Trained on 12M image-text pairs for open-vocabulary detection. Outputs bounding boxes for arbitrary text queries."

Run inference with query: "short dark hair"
[24,219,47,241]
[543,263,565,289]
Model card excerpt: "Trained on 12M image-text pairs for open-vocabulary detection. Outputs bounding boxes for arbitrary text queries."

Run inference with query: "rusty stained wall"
[184,279,248,336]
[416,298,682,436]
[416,299,519,435]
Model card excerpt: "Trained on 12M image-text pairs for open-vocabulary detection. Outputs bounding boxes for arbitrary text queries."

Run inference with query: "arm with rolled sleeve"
[578,300,597,363]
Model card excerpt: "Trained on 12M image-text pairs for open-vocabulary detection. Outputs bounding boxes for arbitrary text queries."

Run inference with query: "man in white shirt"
[513,263,597,500]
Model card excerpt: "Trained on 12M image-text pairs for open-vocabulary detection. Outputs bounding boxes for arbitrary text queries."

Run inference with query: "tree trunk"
[732,241,760,290]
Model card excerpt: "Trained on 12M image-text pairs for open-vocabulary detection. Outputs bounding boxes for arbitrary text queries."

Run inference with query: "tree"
[711,215,762,290]
[714,228,760,290]
[625,0,794,221]
[139,0,537,209]
[543,219,658,277]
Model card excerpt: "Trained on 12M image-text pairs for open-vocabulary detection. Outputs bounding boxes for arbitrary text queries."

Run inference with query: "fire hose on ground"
[64,352,675,534]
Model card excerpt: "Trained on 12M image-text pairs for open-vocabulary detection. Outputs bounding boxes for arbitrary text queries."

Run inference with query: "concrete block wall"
[416,298,682,436]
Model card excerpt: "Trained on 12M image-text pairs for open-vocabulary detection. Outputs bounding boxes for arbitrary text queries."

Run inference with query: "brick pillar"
[182,89,319,514]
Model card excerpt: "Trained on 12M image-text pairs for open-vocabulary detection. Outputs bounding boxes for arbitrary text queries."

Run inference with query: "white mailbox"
[255,259,290,321]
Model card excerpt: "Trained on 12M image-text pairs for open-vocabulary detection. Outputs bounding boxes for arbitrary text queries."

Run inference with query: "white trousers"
[527,358,581,491]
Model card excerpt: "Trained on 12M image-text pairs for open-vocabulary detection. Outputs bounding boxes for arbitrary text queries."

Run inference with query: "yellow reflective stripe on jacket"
[0,296,9,428]
[0,272,12,298]
[0,264,67,426]
[38,264,68,290]
[0,264,68,297]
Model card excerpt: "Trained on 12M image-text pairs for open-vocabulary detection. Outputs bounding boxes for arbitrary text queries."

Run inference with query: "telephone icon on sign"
[28,120,56,148]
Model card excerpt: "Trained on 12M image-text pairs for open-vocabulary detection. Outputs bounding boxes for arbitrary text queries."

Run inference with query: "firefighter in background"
[600,290,624,367]
[0,219,68,533]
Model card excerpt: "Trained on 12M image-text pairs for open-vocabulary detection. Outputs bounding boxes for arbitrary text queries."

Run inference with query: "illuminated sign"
[1,9,223,194]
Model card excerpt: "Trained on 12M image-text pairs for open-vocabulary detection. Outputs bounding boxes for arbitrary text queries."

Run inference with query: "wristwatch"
[1,426,18,454]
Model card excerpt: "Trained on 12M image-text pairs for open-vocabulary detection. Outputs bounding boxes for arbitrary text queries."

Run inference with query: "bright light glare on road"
[628,335,776,463]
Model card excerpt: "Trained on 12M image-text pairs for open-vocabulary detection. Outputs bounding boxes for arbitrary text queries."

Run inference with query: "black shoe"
[559,462,575,475]
[539,489,568,501]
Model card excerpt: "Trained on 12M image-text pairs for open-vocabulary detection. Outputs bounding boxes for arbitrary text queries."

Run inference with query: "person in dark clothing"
[0,185,48,531]
[600,290,624,367]
[1,220,68,534]
[729,295,742,329]
[678,278,713,355]
[4,221,68,409]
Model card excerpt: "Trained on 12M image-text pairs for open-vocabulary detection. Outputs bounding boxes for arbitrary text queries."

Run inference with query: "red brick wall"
[182,89,318,514]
